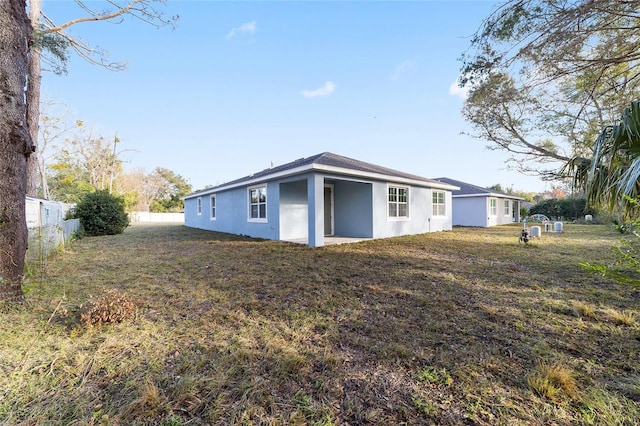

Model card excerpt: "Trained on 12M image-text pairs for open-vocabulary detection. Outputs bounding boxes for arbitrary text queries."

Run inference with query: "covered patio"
[279,175,374,247]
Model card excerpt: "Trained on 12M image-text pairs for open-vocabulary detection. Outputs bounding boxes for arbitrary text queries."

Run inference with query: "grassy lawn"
[1,223,639,425]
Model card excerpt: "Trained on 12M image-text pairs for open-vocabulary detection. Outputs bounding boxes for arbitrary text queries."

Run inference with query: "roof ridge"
[436,177,492,192]
[186,152,455,198]
[435,177,523,199]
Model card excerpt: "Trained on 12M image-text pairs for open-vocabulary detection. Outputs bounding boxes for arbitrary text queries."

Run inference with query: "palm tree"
[571,101,640,220]
[569,101,640,289]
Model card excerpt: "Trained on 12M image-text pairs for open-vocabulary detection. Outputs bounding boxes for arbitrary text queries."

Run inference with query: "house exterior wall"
[452,196,519,227]
[333,180,373,238]
[451,197,487,227]
[279,179,308,240]
[184,181,281,241]
[429,190,454,232]
[184,172,454,245]
[371,184,452,239]
[25,197,79,261]
[25,199,41,227]
[26,197,74,228]
[496,198,516,226]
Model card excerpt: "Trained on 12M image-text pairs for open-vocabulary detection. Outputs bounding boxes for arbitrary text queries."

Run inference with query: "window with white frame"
[504,199,510,216]
[249,186,267,221]
[197,197,202,215]
[490,198,497,216]
[210,194,216,220]
[432,191,445,216]
[388,185,409,218]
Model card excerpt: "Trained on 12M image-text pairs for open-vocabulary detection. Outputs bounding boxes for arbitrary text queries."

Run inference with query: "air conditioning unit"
[530,226,541,238]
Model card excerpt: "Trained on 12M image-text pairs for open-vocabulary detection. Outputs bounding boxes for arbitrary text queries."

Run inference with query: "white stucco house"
[25,196,79,260]
[25,196,74,228]
[183,152,459,247]
[433,178,524,227]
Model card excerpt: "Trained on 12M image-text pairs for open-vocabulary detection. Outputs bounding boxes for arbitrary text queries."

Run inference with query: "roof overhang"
[453,193,525,201]
[184,164,459,199]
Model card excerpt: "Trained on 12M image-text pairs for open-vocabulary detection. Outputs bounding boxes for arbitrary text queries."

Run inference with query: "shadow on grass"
[6,223,639,425]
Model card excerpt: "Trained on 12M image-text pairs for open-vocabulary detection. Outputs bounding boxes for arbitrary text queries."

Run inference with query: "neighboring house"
[183,152,459,247]
[433,178,524,227]
[25,196,79,260]
[25,196,74,228]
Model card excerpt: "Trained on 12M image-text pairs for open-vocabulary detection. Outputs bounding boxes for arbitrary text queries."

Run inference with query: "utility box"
[530,226,541,238]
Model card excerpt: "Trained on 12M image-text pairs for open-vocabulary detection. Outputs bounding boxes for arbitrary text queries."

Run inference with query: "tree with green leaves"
[568,100,640,289]
[114,167,192,212]
[148,168,192,212]
[0,0,33,303]
[487,183,537,202]
[460,0,640,182]
[529,198,592,221]
[36,101,85,199]
[570,100,640,220]
[47,131,124,203]
[26,0,177,196]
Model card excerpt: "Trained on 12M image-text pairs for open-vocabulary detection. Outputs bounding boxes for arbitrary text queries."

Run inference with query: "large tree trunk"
[0,0,33,303]
[25,0,40,197]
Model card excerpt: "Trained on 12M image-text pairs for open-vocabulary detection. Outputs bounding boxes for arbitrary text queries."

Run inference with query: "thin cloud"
[390,60,415,80]
[226,21,257,40]
[301,81,337,98]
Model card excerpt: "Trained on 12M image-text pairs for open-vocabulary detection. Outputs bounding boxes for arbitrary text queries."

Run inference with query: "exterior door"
[324,186,333,235]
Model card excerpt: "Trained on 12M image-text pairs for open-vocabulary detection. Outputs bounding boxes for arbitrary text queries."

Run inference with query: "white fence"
[129,212,184,223]
[27,219,80,261]
[25,197,79,261]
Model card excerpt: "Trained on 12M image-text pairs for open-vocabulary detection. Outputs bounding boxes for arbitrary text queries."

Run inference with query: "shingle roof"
[434,177,524,200]
[186,152,455,198]
[311,152,443,183]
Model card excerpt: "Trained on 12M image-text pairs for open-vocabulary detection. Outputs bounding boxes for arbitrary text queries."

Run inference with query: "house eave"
[183,164,318,199]
[311,164,459,190]
[453,193,525,201]
[183,164,459,199]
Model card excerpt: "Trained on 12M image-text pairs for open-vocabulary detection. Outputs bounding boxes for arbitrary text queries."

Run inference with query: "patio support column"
[307,174,325,247]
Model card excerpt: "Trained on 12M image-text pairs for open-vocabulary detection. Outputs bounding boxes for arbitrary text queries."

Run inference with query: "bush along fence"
[25,197,79,261]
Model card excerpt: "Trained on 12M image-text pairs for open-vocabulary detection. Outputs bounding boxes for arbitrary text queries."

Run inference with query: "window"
[504,199,510,216]
[432,191,445,216]
[249,186,267,221]
[197,197,202,215]
[210,195,216,220]
[490,198,497,216]
[388,185,409,218]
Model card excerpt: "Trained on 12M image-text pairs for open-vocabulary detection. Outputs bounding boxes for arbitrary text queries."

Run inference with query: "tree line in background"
[38,105,192,212]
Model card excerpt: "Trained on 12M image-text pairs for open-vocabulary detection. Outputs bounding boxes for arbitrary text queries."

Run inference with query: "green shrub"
[75,190,129,236]
[529,197,595,221]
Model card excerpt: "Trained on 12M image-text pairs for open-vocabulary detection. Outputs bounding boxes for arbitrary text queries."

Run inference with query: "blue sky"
[41,0,550,193]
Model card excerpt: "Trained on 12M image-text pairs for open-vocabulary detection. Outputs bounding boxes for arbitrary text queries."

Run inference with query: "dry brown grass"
[527,361,577,402]
[603,308,637,326]
[2,223,639,425]
[80,288,139,327]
